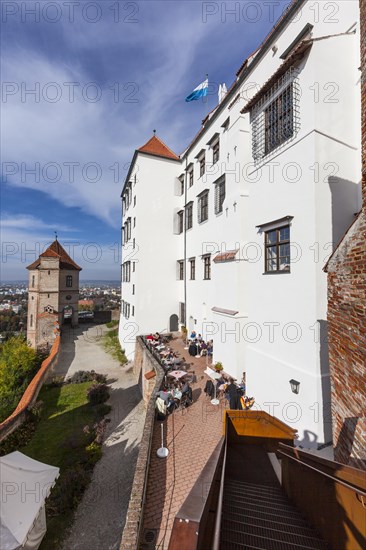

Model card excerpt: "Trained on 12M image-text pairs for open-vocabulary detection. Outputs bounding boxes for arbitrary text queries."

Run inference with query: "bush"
[0,416,37,456]
[85,442,102,466]
[87,383,110,405]
[48,465,91,516]
[106,320,119,328]
[94,403,112,419]
[67,370,107,385]
[28,400,44,420]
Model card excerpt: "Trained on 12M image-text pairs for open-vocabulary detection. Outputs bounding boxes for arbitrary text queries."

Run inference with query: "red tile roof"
[138,135,180,160]
[27,240,82,271]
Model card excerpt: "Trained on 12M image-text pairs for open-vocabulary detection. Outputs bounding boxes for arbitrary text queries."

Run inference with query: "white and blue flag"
[185,78,209,102]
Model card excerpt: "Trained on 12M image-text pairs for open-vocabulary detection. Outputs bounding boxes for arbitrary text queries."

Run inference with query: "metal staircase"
[220,444,328,549]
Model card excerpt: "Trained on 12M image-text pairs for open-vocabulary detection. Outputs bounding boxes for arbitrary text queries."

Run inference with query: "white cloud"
[1,214,76,232]
[2,3,223,228]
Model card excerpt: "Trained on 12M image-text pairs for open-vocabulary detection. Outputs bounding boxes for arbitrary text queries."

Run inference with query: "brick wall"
[120,337,165,549]
[325,1,366,470]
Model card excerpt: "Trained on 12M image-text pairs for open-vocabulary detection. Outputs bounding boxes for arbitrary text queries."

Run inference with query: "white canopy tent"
[0,451,59,550]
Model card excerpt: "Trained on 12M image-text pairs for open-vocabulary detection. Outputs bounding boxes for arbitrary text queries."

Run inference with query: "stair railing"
[212,414,228,550]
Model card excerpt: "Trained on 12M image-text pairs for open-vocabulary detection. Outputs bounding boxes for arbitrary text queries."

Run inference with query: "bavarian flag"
[185,78,209,102]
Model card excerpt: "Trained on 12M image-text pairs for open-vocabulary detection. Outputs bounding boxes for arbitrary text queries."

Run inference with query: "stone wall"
[120,336,165,549]
[325,0,366,470]
[0,335,60,443]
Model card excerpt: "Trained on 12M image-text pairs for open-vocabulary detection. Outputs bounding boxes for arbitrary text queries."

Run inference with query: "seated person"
[190,330,197,339]
[197,334,203,341]
[155,396,167,419]
[200,341,208,356]
[172,383,182,401]
[146,334,154,341]
[189,341,197,356]
[207,341,213,356]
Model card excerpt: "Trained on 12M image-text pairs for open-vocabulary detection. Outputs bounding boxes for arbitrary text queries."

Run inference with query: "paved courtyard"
[53,323,145,550]
[142,337,227,549]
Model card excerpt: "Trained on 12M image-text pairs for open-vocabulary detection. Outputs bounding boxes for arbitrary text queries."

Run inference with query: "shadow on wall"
[296,429,318,450]
[334,416,366,470]
[318,319,333,444]
[329,176,360,248]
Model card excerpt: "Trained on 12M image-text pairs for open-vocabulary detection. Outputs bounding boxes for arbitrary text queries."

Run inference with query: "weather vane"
[55,231,58,241]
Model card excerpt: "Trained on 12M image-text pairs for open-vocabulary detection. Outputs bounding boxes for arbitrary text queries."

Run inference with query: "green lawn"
[21,381,99,549]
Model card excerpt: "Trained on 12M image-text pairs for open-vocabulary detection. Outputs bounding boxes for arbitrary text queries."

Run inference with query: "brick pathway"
[142,337,227,549]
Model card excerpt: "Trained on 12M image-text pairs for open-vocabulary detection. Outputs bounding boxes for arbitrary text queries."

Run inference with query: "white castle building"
[119,0,361,446]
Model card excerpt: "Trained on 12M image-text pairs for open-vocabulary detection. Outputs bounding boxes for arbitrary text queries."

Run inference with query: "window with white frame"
[250,68,300,162]
[185,202,193,230]
[178,210,184,234]
[256,216,293,273]
[199,153,205,177]
[188,167,194,187]
[212,139,220,164]
[179,302,185,324]
[178,174,184,195]
[198,190,209,223]
[177,260,184,280]
[265,226,291,272]
[203,254,211,280]
[189,257,195,280]
[214,176,225,214]
[123,261,131,282]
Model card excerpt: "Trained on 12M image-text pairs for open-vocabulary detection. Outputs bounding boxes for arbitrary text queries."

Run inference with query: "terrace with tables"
[139,333,226,548]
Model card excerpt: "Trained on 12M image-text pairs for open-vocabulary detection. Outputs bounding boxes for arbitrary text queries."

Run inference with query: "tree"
[0,336,40,422]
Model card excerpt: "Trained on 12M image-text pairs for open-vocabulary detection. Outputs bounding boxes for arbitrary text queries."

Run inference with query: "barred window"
[250,68,300,162]
[215,176,225,214]
[198,190,209,223]
[265,226,290,272]
[265,84,294,155]
[203,254,211,280]
[186,202,193,230]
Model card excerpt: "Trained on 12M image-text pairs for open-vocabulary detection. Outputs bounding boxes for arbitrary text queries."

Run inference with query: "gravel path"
[53,323,145,550]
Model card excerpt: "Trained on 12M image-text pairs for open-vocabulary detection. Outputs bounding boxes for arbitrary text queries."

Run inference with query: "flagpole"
[203,73,210,115]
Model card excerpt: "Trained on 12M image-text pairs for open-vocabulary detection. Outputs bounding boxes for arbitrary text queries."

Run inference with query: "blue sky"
[1,0,291,280]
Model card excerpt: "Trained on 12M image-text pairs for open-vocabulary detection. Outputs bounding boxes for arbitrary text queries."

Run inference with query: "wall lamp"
[289,379,300,394]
